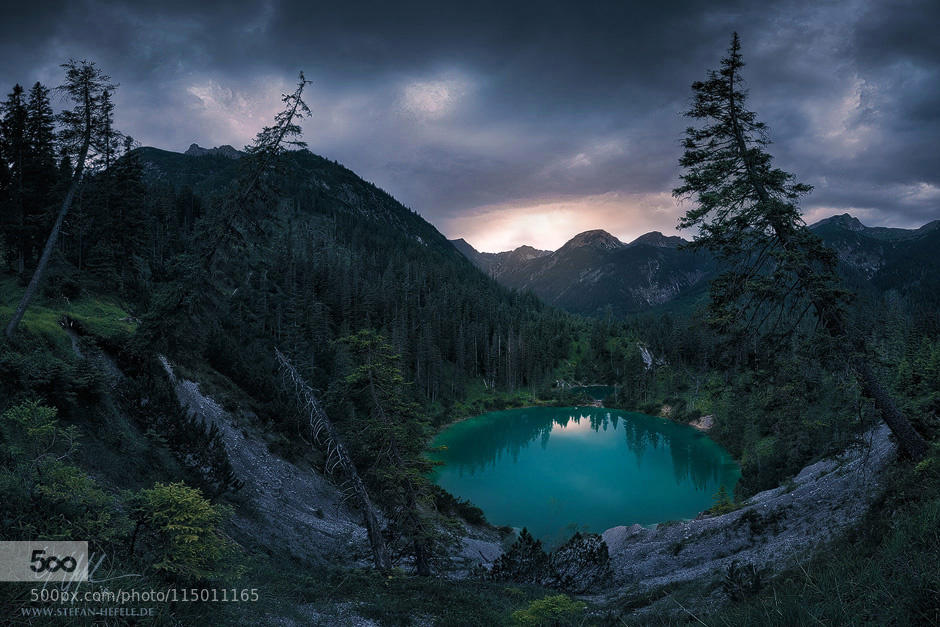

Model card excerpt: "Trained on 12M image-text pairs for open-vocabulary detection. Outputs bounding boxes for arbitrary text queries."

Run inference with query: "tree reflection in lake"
[431,407,739,542]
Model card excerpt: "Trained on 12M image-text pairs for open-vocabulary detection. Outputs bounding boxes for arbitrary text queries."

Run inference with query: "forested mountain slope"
[809,213,940,310]
[126,146,575,413]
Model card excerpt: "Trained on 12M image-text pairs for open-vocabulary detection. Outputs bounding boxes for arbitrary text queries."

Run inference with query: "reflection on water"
[436,409,730,489]
[431,407,739,545]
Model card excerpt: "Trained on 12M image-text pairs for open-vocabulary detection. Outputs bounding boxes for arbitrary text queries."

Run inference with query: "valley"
[0,25,937,626]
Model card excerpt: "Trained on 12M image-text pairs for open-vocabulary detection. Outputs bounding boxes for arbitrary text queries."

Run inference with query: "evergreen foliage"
[0,50,935,624]
[330,329,453,575]
[0,400,123,542]
[673,33,928,460]
[510,594,586,626]
[489,528,612,592]
[130,481,236,582]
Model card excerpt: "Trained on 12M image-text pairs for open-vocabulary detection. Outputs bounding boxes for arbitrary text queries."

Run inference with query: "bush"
[491,529,612,593]
[431,485,487,525]
[511,594,586,626]
[0,400,127,543]
[491,529,551,584]
[130,481,237,582]
[706,485,739,515]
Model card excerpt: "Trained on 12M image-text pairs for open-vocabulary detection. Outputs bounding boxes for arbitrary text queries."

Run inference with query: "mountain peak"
[563,230,625,251]
[812,213,866,231]
[629,231,685,248]
[184,143,243,159]
[512,244,552,257]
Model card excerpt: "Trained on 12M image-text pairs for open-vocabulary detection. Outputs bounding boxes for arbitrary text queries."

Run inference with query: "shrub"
[130,481,236,582]
[511,594,586,626]
[0,400,127,542]
[490,529,551,584]
[491,529,613,593]
[707,485,739,515]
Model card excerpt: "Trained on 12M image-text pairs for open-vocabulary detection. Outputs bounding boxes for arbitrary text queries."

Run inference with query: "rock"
[593,423,896,616]
[158,355,368,565]
[601,524,646,553]
[690,414,715,431]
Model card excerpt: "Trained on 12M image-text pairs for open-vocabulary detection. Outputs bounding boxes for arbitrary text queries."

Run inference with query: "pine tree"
[0,84,28,274]
[135,73,312,356]
[95,89,122,172]
[0,151,9,259]
[673,33,928,460]
[4,60,116,339]
[23,82,59,267]
[334,329,446,576]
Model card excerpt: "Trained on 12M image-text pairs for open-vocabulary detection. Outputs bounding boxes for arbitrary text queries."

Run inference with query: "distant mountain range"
[450,239,552,279]
[138,143,940,317]
[451,229,711,315]
[451,213,940,315]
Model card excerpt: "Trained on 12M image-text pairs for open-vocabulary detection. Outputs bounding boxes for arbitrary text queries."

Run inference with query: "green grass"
[701,448,940,625]
[0,275,136,352]
[240,564,567,627]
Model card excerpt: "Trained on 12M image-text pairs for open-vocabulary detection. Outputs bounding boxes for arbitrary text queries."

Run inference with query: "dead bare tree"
[274,348,391,571]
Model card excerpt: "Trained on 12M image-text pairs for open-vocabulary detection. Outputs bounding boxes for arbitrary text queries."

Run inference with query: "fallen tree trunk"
[274,348,391,571]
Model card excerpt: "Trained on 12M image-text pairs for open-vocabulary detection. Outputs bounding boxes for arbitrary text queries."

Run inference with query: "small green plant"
[130,481,237,582]
[707,485,739,515]
[511,594,586,626]
[0,400,127,542]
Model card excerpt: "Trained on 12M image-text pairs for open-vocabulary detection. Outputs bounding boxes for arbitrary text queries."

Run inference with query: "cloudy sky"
[2,0,937,252]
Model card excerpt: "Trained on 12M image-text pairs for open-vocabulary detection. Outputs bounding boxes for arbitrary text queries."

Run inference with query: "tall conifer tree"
[674,33,928,460]
[1,84,28,273]
[4,60,115,339]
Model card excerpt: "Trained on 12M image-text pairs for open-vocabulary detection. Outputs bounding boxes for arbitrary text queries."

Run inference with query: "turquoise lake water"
[431,407,740,546]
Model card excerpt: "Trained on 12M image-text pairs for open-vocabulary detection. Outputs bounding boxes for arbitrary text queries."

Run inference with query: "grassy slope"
[0,276,136,351]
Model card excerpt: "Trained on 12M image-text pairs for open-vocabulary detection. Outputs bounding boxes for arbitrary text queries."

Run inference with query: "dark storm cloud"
[1,0,937,250]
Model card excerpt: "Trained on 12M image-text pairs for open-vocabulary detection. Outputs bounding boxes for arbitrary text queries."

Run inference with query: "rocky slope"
[158,356,503,576]
[597,422,896,616]
[159,356,371,565]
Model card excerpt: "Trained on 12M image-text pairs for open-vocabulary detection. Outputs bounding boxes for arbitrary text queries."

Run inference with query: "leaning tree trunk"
[726,61,929,461]
[855,359,929,460]
[274,348,391,571]
[5,85,92,340]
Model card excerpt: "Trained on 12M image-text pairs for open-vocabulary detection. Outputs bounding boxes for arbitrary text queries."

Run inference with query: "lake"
[431,407,739,546]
